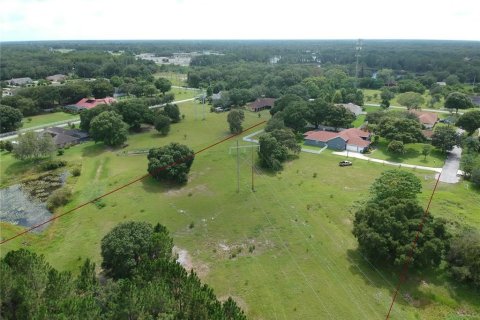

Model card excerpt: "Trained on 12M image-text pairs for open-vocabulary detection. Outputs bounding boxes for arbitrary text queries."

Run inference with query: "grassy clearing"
[154,72,188,86]
[368,138,446,167]
[352,114,366,127]
[170,87,201,101]
[21,112,79,129]
[0,102,479,320]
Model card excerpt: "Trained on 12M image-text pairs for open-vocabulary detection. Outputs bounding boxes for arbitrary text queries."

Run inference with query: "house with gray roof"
[8,77,33,86]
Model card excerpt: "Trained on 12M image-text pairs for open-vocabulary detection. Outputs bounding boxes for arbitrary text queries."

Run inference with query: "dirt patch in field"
[165,184,214,197]
[174,247,210,279]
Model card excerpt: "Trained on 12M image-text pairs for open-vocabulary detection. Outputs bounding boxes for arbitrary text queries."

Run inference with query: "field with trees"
[1,100,479,319]
[1,40,479,319]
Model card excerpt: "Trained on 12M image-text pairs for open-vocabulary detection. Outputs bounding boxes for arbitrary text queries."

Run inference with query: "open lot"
[1,102,479,319]
[369,138,446,167]
[21,112,79,129]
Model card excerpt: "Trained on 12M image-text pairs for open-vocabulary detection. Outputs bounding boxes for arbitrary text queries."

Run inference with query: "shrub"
[46,187,72,210]
[71,167,81,177]
[41,160,67,171]
[57,149,65,156]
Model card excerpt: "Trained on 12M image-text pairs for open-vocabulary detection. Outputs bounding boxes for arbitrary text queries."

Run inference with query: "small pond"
[0,172,68,231]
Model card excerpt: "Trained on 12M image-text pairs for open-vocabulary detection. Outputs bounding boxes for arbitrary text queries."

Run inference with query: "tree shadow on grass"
[81,143,108,158]
[140,175,185,195]
[346,248,480,312]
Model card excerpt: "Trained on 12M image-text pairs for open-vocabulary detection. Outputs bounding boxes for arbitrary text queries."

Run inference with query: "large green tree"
[0,105,23,133]
[306,99,328,128]
[115,100,151,131]
[154,113,171,135]
[282,102,308,132]
[12,131,56,160]
[324,104,356,130]
[227,109,245,134]
[456,110,480,135]
[147,142,195,184]
[89,111,128,147]
[431,125,458,153]
[258,133,288,171]
[370,169,422,201]
[90,79,114,98]
[447,230,480,288]
[101,221,173,279]
[154,77,172,95]
[161,104,181,123]
[377,117,424,143]
[397,92,425,110]
[352,197,449,268]
[79,103,113,131]
[445,92,473,113]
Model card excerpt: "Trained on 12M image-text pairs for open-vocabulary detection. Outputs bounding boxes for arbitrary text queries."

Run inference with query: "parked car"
[339,160,352,167]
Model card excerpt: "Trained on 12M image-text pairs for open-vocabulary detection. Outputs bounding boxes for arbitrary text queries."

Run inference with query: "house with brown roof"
[249,98,276,112]
[304,128,371,153]
[411,110,438,129]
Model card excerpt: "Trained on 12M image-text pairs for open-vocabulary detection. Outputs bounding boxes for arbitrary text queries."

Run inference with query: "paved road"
[1,98,199,141]
[332,151,443,173]
[0,121,81,141]
[365,103,464,115]
[438,146,462,183]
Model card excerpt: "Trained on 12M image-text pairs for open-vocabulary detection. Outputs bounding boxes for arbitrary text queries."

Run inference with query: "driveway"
[438,146,462,183]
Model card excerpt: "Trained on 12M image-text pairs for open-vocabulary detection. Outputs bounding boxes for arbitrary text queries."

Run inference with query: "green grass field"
[1,103,479,319]
[369,138,446,167]
[171,87,201,101]
[21,112,79,129]
[154,72,188,86]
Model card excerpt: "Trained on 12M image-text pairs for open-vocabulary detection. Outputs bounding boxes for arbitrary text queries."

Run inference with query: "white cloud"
[1,0,479,41]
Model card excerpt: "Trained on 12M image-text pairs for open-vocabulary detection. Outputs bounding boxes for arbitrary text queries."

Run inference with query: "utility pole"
[236,140,240,193]
[251,140,255,192]
[202,92,206,120]
[354,39,363,89]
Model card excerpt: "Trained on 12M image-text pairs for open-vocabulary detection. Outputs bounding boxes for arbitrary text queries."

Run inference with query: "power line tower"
[354,39,363,89]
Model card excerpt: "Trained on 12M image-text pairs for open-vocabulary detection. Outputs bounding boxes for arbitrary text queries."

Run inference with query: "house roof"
[336,103,363,116]
[411,111,438,126]
[44,127,89,146]
[46,74,67,82]
[304,130,342,142]
[9,77,33,85]
[304,128,371,148]
[250,98,276,110]
[72,97,116,110]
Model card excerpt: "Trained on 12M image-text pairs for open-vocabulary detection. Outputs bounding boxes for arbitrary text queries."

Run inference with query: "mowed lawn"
[1,102,479,319]
[170,87,201,101]
[21,112,79,129]
[369,138,446,167]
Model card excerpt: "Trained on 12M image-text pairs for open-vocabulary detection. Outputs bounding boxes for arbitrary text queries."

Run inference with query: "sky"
[1,0,479,42]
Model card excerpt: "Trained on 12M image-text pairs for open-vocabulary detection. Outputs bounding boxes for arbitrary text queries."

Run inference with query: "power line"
[0,121,266,245]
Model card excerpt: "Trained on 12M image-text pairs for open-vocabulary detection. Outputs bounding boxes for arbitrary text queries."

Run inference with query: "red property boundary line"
[385,170,443,319]
[0,121,266,245]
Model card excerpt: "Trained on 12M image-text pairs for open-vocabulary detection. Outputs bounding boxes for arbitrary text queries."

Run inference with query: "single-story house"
[249,98,276,112]
[65,97,116,112]
[336,103,364,117]
[304,128,371,153]
[43,127,89,147]
[8,77,33,86]
[410,110,438,129]
[46,74,67,82]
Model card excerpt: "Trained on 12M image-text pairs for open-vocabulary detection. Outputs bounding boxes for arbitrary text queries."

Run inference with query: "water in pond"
[0,172,68,231]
